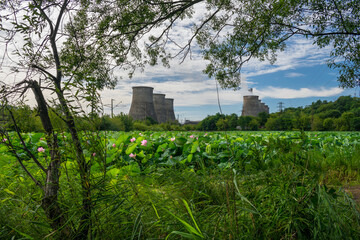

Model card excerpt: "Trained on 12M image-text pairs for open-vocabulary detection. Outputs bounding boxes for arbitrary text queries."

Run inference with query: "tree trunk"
[30,80,73,238]
[55,85,92,239]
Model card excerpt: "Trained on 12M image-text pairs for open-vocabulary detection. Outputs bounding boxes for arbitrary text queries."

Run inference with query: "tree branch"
[31,64,57,82]
[8,107,47,173]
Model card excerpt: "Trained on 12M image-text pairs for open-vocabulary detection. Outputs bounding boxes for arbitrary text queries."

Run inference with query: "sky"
[1,3,357,123]
[98,4,357,123]
[99,36,356,122]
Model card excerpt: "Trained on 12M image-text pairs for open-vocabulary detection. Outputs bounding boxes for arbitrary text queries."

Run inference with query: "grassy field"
[1,131,360,239]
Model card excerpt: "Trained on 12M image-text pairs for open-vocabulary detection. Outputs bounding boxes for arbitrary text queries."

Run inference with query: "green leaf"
[107,168,120,177]
[125,143,138,155]
[4,188,15,195]
[155,143,166,153]
[175,137,187,146]
[187,154,193,162]
[191,141,199,154]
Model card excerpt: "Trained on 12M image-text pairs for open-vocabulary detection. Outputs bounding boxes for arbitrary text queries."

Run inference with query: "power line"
[104,99,124,117]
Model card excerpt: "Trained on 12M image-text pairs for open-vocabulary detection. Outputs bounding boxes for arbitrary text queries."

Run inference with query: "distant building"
[128,86,176,122]
[241,95,269,117]
[184,120,201,125]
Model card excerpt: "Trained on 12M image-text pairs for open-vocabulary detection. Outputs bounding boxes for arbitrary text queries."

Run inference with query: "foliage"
[198,0,360,88]
[113,0,360,88]
[0,131,359,239]
[0,0,169,237]
[266,96,360,131]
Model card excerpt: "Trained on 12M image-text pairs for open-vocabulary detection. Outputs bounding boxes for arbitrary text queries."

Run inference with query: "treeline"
[198,96,360,131]
[0,104,184,132]
[1,96,359,132]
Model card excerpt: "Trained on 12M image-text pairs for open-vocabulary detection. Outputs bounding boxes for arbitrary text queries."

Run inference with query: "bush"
[133,122,150,131]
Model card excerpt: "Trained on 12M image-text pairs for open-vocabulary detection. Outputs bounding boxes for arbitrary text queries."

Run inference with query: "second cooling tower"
[129,86,158,122]
[153,93,167,123]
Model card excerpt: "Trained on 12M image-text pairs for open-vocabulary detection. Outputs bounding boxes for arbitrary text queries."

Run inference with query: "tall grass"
[0,131,360,239]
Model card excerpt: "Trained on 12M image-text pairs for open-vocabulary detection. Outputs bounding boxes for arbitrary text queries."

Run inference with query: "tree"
[238,116,254,130]
[137,0,359,89]
[0,0,183,238]
[216,117,229,130]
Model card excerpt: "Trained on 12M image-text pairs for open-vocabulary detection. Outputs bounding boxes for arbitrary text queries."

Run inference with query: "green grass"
[0,131,359,239]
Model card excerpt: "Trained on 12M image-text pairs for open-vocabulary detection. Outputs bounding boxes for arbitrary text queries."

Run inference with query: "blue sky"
[100,37,355,122]
[0,3,356,123]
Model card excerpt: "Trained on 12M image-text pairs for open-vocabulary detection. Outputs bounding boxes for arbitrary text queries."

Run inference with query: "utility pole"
[111,99,114,118]
[278,102,284,113]
[104,99,124,117]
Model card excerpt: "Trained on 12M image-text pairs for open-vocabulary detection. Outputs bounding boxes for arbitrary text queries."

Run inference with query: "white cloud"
[0,3,346,121]
[255,86,344,99]
[285,72,305,78]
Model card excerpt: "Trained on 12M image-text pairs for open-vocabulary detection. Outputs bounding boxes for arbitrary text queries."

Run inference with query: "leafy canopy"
[141,0,360,89]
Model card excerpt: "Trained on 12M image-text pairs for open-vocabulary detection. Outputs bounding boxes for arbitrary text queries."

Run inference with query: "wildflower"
[204,133,208,136]
[129,153,136,158]
[40,138,43,140]
[190,135,194,138]
[92,153,96,157]
[112,143,116,147]
[37,147,45,153]
[130,137,136,142]
[141,139,147,146]
[170,137,175,141]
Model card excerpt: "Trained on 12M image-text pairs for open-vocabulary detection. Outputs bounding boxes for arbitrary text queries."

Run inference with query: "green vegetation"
[199,96,360,131]
[1,131,359,239]
[1,1,359,239]
[2,95,359,133]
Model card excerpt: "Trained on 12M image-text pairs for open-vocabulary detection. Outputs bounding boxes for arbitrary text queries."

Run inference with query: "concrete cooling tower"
[129,86,158,122]
[165,98,176,122]
[242,95,269,117]
[153,93,167,123]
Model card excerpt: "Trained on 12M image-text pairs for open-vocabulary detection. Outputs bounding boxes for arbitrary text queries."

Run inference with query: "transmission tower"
[278,102,284,113]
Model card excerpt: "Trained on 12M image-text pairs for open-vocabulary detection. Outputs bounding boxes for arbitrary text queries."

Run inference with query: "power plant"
[129,86,158,122]
[165,98,176,122]
[128,85,267,122]
[153,93,167,123]
[129,86,176,122]
[241,95,269,117]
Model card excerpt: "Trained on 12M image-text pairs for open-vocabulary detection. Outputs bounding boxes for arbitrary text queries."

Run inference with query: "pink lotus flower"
[92,153,96,157]
[112,143,116,147]
[139,133,142,136]
[170,137,175,141]
[130,137,136,142]
[141,139,147,146]
[190,135,194,138]
[204,133,208,136]
[37,147,45,153]
[2,138,7,142]
[40,138,43,140]
[129,153,136,158]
